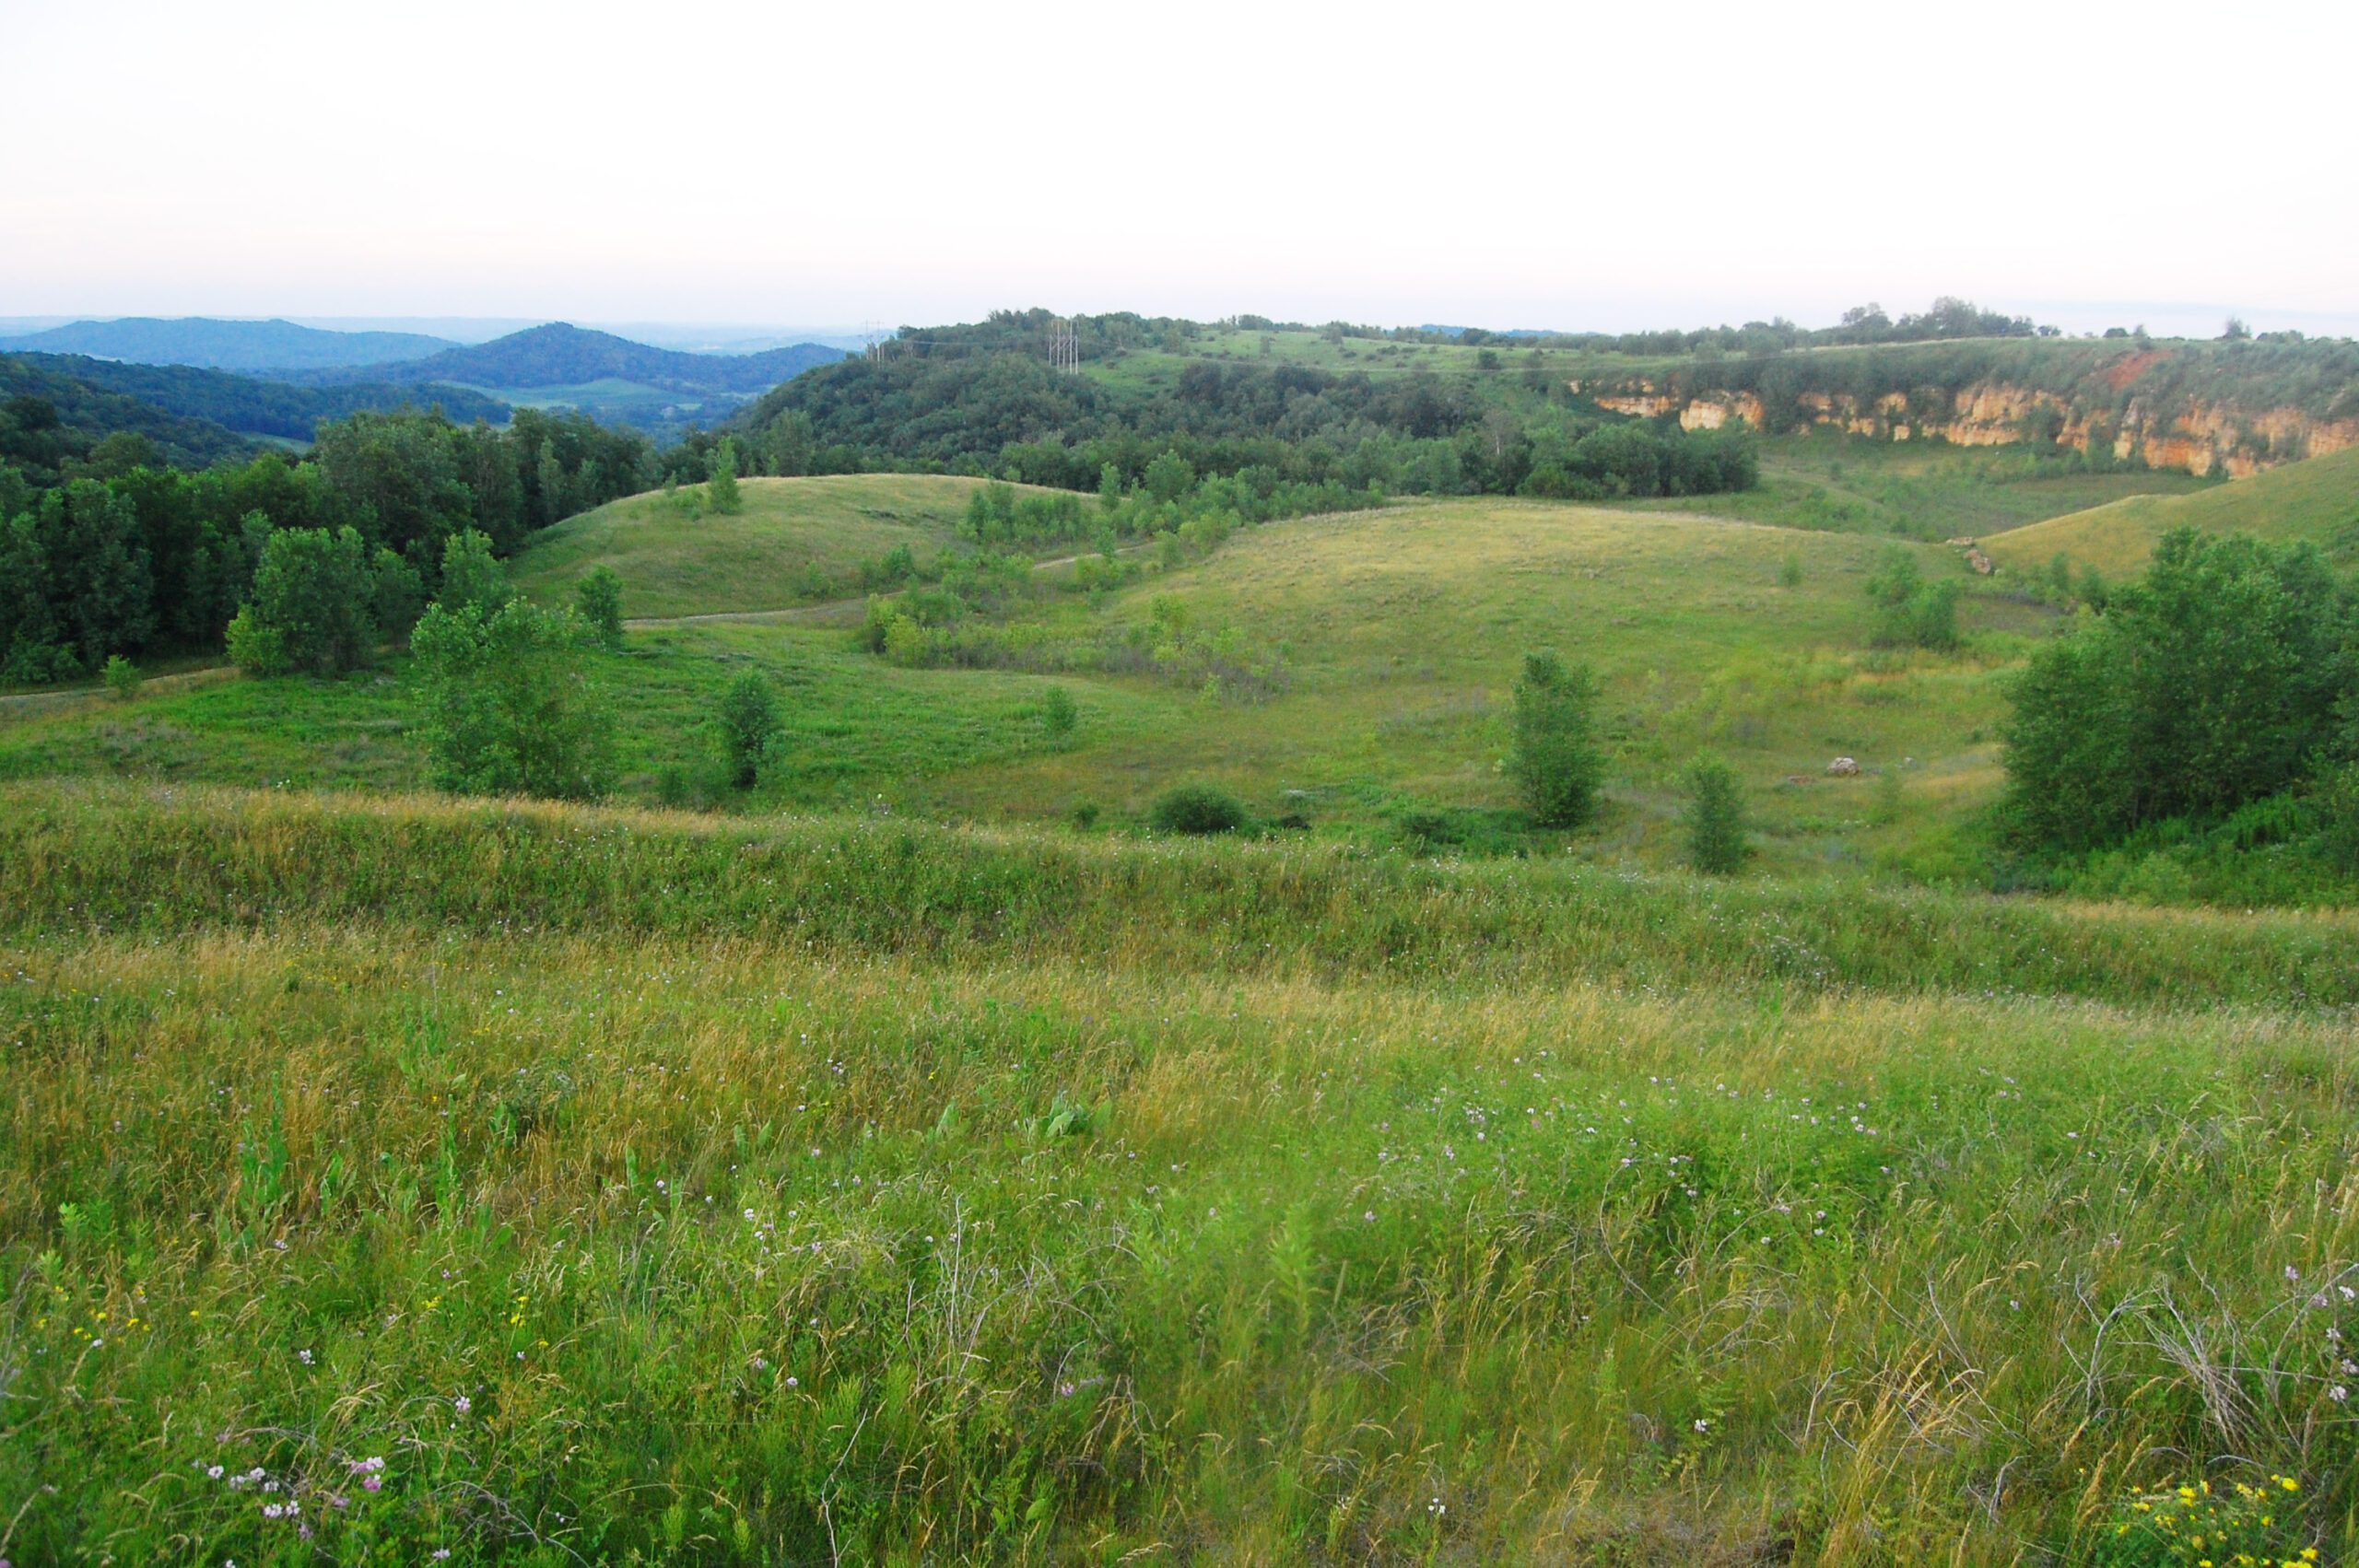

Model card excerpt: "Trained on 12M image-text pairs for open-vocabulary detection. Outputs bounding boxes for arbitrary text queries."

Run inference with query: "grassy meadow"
[6,451,2358,1562]
[2,784,2355,1565]
[1985,443,2359,577]
[509,475,1062,619]
[3,486,2056,876]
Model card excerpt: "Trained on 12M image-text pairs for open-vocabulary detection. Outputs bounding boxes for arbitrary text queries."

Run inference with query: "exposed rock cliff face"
[1573,367,2359,477]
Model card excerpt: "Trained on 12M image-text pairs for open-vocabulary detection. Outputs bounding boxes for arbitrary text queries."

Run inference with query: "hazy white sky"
[5,0,2354,334]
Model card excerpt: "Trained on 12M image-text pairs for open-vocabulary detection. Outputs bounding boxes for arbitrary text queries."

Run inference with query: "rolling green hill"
[1985,442,2359,576]
[509,474,1058,618]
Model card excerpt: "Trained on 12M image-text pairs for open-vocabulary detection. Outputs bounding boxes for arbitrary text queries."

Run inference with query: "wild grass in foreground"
[4,922,2354,1564]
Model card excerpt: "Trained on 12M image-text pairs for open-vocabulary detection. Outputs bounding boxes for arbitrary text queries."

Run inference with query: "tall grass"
[4,781,2356,1008]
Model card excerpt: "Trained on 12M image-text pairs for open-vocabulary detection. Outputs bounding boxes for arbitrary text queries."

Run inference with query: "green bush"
[1149,782,1247,836]
[100,654,141,700]
[706,438,743,515]
[1683,756,1749,874]
[576,565,624,651]
[231,525,377,676]
[1865,548,1959,650]
[715,670,780,790]
[2001,528,2351,853]
[1509,650,1604,829]
[434,528,512,620]
[1040,685,1077,740]
[408,600,612,800]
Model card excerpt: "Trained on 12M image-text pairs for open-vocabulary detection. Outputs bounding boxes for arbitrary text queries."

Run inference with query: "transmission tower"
[1049,317,1079,375]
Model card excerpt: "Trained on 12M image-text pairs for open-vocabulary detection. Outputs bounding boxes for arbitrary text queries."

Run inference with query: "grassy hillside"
[509,474,1051,618]
[2,781,2354,1562]
[1985,442,2359,576]
[6,484,2045,879]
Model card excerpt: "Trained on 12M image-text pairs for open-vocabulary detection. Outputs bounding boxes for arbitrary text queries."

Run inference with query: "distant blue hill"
[0,317,459,371]
[288,322,852,395]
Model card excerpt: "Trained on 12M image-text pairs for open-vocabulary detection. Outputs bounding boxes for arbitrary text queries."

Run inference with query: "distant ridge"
[289,322,851,394]
[10,352,508,440]
[0,317,459,371]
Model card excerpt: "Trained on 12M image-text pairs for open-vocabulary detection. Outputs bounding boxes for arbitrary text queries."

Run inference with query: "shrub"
[232,525,377,675]
[2001,528,2351,853]
[576,566,624,651]
[408,600,612,800]
[434,528,512,620]
[1150,782,1247,836]
[707,438,743,514]
[370,548,427,640]
[1778,553,1803,589]
[1683,756,1749,873]
[1509,650,1604,828]
[1041,685,1077,740]
[715,670,781,790]
[101,654,141,700]
[1068,800,1101,830]
[1865,547,1959,650]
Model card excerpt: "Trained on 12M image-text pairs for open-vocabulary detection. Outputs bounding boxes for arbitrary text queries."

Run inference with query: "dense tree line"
[12,351,507,439]
[726,335,1758,503]
[2001,528,2357,860]
[0,407,651,682]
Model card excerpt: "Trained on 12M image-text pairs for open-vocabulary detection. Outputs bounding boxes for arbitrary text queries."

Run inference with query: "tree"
[435,528,512,619]
[1142,450,1195,504]
[227,525,376,676]
[1683,756,1749,873]
[370,547,426,641]
[409,599,612,799]
[1778,553,1803,590]
[1041,685,1077,740]
[577,566,624,651]
[715,669,780,788]
[1509,650,1604,828]
[2001,528,2353,851]
[707,438,743,515]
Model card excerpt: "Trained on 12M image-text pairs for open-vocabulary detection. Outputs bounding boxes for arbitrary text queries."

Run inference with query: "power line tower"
[1049,317,1079,375]
[863,321,891,365]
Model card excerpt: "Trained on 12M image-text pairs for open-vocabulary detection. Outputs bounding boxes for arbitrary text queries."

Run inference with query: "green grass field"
[1985,442,2359,577]
[6,452,2357,1562]
[3,489,2050,876]
[509,474,1056,619]
[2,784,2353,1563]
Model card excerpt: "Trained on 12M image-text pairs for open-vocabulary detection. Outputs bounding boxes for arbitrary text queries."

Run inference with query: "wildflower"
[206,1464,224,1480]
[264,1504,284,1519]
[1693,1419,1709,1433]
[452,1395,472,1414]
[2331,1386,2349,1403]
[785,1375,799,1388]
[362,1475,383,1492]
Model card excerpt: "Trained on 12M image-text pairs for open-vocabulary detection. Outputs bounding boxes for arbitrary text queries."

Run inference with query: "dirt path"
[0,663,241,715]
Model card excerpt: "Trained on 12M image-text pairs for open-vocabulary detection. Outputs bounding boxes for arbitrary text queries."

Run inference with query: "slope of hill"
[3,778,2354,1562]
[2,355,262,480]
[1984,443,2359,576]
[12,352,507,440]
[510,474,1041,617]
[0,316,457,370]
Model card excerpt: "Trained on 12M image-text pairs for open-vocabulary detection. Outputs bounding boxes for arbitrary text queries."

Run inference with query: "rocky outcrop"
[1575,373,2359,478]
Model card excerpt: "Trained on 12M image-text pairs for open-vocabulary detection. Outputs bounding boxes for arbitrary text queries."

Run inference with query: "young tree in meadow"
[409,599,612,800]
[1683,756,1749,873]
[707,439,744,515]
[1041,684,1077,741]
[1509,650,1604,828]
[226,525,375,676]
[715,669,780,789]
[576,565,624,651]
[435,528,512,620]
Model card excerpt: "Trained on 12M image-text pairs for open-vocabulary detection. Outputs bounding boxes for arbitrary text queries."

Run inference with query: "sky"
[5,0,2355,337]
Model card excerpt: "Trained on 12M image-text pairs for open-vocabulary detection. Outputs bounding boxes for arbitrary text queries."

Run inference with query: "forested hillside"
[2,356,264,478]
[288,322,850,394]
[12,352,507,439]
[0,316,458,369]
